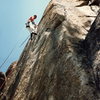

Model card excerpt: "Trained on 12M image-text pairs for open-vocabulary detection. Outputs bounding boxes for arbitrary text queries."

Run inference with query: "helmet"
[34,15,37,19]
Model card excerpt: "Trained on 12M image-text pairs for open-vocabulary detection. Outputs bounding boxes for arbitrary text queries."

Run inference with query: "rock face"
[1,0,100,100]
[0,72,6,93]
[76,0,100,6]
[6,61,17,77]
[84,12,100,92]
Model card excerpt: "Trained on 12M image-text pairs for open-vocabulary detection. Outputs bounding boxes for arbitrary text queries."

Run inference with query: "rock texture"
[84,12,100,92]
[1,0,100,100]
[6,61,17,77]
[0,72,6,93]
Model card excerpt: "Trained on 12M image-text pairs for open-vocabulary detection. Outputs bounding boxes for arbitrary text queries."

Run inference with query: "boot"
[30,32,37,40]
[33,32,37,35]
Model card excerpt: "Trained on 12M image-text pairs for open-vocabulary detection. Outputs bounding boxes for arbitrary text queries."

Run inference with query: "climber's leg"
[30,32,37,40]
[30,33,33,40]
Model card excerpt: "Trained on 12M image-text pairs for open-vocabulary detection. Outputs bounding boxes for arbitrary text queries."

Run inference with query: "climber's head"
[34,15,37,19]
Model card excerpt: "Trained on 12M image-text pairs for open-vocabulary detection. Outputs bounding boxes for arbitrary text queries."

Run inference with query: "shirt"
[29,16,35,22]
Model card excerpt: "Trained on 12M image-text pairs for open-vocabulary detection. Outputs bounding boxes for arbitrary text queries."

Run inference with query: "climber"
[26,15,38,40]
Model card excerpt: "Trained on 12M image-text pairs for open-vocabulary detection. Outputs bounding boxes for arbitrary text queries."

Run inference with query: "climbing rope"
[0,47,15,69]
[20,35,30,47]
[0,26,27,70]
[0,23,37,70]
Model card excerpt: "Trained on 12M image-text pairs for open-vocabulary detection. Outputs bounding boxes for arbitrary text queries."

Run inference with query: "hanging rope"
[0,26,26,70]
[0,45,17,69]
[19,35,29,47]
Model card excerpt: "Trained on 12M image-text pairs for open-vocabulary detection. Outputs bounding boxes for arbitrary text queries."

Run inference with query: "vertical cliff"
[1,0,100,100]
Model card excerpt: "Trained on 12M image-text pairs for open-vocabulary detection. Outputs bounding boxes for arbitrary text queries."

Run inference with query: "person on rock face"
[26,15,38,40]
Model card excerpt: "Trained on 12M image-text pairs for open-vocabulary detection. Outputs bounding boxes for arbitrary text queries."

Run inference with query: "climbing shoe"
[26,25,30,28]
[33,33,37,35]
[31,32,37,35]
